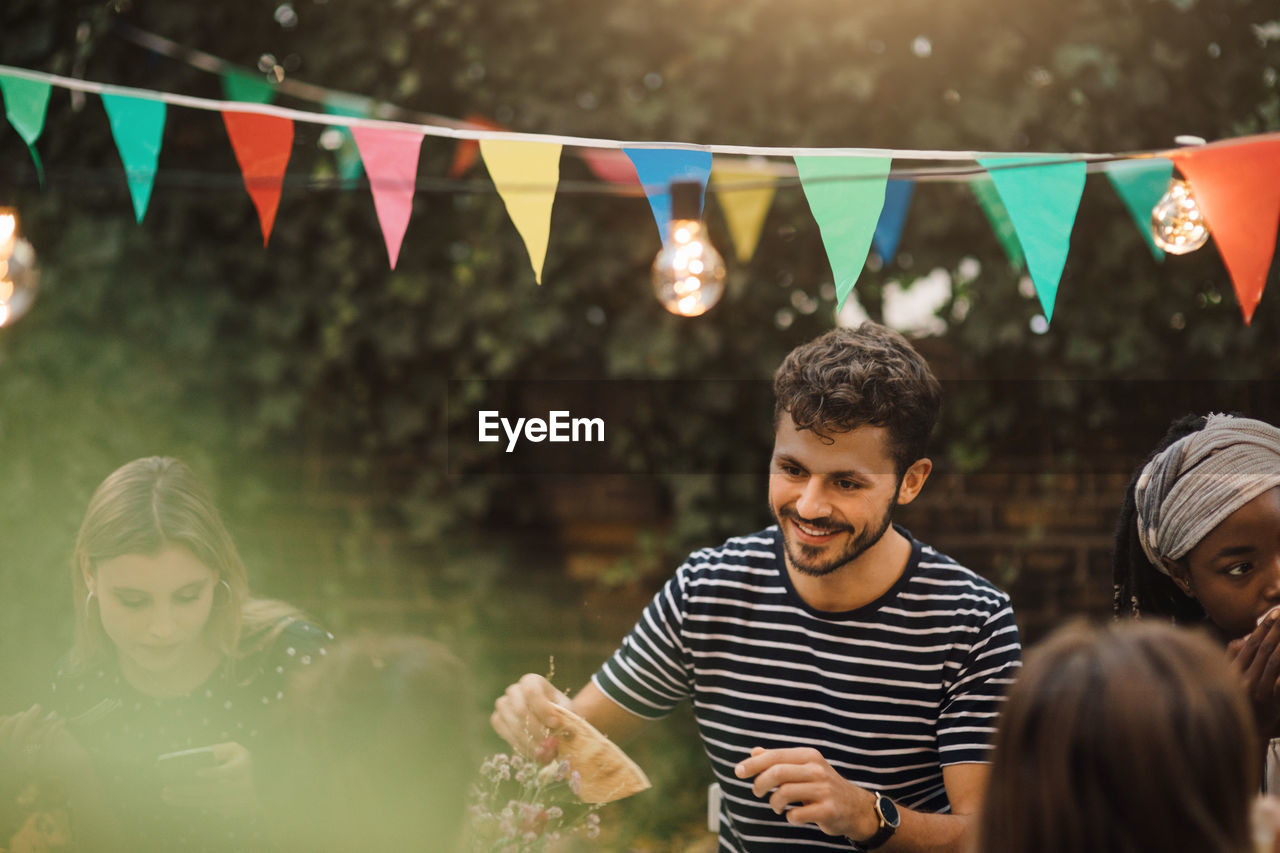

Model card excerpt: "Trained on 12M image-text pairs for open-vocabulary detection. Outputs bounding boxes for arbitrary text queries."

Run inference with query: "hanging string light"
[651,180,726,317]
[0,208,40,328]
[1151,177,1210,255]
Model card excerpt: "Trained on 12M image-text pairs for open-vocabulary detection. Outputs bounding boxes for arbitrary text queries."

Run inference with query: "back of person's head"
[71,456,249,667]
[772,322,940,476]
[978,619,1258,853]
[266,633,476,853]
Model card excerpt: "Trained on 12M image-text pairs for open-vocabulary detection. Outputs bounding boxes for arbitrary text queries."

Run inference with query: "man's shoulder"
[907,538,1013,611]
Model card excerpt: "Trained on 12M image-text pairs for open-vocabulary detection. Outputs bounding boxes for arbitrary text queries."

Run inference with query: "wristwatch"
[855,791,900,850]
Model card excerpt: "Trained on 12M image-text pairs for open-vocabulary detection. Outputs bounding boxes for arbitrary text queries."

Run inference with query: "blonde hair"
[71,457,300,671]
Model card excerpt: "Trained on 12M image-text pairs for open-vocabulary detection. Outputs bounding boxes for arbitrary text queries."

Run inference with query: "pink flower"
[534,735,559,764]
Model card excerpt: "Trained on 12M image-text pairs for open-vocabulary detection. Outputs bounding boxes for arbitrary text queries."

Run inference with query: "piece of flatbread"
[550,705,651,804]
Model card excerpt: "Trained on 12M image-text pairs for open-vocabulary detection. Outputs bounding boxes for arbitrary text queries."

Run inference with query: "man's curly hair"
[773,323,940,475]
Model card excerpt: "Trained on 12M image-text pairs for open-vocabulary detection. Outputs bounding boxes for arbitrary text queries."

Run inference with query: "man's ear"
[1162,558,1195,598]
[896,458,933,506]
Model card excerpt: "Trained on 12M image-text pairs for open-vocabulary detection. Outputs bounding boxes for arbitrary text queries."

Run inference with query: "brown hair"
[265,633,476,852]
[977,619,1258,853]
[71,456,298,671]
[772,322,940,475]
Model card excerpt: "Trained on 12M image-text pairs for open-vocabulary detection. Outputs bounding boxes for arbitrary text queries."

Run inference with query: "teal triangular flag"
[794,155,892,310]
[0,74,52,183]
[220,69,276,105]
[977,156,1087,323]
[623,148,713,247]
[970,177,1024,271]
[324,98,372,185]
[101,94,166,222]
[1104,158,1174,261]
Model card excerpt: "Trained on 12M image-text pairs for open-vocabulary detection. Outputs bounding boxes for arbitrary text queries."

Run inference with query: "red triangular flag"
[221,111,294,246]
[448,115,506,179]
[1171,136,1280,324]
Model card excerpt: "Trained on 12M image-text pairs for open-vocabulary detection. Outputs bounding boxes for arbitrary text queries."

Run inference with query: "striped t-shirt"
[592,525,1022,851]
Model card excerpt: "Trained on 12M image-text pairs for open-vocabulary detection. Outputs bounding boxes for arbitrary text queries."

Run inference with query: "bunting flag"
[323,98,371,185]
[709,161,776,263]
[623,148,713,246]
[794,154,892,311]
[351,127,425,269]
[101,94,166,223]
[219,69,276,105]
[480,139,562,284]
[1104,157,1174,261]
[447,115,507,179]
[977,156,1087,322]
[580,147,640,186]
[872,178,914,265]
[970,176,1025,270]
[221,111,294,245]
[1170,138,1280,324]
[0,73,52,183]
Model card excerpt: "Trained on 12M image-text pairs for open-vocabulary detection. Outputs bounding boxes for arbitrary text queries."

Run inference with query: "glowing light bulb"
[652,181,726,317]
[1151,178,1210,255]
[0,208,39,328]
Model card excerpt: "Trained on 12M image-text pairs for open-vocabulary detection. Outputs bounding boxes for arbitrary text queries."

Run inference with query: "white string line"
[1,63,1155,164]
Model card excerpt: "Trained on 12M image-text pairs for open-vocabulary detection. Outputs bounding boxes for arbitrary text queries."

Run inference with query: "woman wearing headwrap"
[1114,413,1280,789]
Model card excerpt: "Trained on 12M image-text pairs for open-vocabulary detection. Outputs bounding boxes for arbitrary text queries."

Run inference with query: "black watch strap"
[861,822,895,850]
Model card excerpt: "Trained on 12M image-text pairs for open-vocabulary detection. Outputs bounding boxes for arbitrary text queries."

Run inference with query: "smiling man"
[492,323,1022,852]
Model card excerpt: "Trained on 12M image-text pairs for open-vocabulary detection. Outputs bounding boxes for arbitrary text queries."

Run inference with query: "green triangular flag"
[101,94,166,222]
[324,98,372,186]
[978,156,1087,323]
[1103,158,1174,261]
[793,155,892,311]
[970,176,1024,271]
[219,69,277,105]
[0,74,52,183]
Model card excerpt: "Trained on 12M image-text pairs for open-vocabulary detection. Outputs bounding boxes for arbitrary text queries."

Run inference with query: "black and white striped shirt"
[593,525,1022,851]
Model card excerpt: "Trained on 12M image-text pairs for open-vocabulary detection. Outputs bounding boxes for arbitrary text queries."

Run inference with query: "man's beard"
[771,497,897,578]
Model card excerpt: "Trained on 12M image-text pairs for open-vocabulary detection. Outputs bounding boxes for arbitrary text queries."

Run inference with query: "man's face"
[768,412,906,577]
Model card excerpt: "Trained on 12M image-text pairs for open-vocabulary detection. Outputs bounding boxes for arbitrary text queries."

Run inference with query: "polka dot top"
[48,620,333,853]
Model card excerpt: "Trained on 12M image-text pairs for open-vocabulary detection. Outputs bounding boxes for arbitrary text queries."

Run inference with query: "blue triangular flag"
[101,94,166,222]
[623,148,713,247]
[872,179,914,265]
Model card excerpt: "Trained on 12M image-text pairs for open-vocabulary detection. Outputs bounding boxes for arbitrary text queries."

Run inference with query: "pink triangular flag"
[221,111,294,246]
[352,127,425,268]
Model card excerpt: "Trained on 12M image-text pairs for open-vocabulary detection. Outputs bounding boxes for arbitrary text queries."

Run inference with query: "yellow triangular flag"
[480,139,562,284]
[710,162,777,263]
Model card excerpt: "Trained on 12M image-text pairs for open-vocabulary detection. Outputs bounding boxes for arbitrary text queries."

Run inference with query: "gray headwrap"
[1135,414,1280,573]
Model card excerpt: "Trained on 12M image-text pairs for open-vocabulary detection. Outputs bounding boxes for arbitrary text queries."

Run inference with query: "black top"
[49,620,333,853]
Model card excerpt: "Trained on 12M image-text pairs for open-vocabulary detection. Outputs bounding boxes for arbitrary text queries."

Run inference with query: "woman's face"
[88,545,218,682]
[1180,486,1280,640]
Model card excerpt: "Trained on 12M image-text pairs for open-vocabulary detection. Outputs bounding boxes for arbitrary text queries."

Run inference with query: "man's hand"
[734,746,877,840]
[490,673,574,758]
[1227,612,1280,738]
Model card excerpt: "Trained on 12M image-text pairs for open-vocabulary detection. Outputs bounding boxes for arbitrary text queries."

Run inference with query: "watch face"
[878,794,901,827]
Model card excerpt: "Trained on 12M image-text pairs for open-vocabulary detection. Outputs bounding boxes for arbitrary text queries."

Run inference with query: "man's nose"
[794,478,831,520]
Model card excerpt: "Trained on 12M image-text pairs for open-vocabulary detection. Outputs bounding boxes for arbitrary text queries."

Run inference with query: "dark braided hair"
[1112,414,1210,623]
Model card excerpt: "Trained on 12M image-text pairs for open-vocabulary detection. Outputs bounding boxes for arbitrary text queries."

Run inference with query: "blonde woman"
[48,456,331,853]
